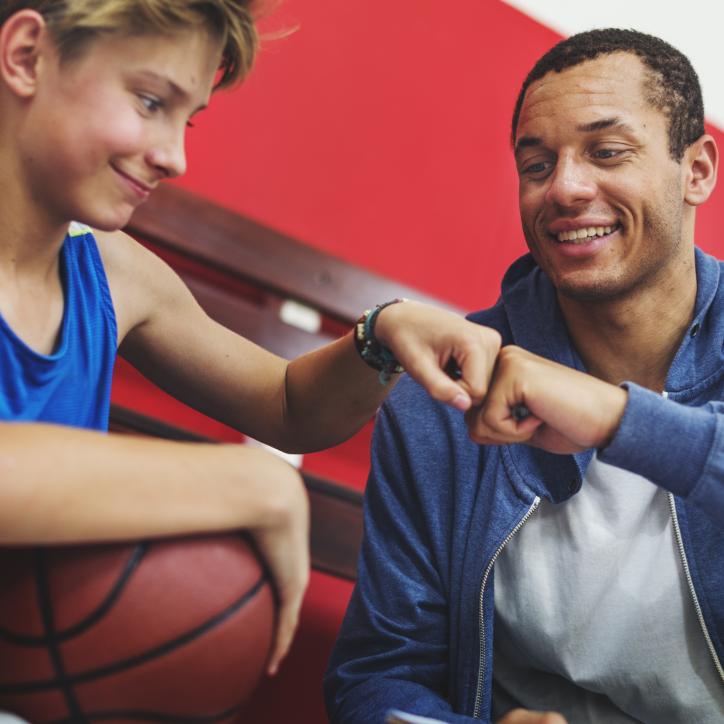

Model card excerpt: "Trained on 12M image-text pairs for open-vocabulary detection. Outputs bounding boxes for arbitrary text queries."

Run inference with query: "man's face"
[514,52,690,303]
[18,26,222,232]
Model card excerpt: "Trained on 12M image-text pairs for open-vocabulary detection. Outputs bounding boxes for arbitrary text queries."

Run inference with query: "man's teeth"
[556,225,617,243]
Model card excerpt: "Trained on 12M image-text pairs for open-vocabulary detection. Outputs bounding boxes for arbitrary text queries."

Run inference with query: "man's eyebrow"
[576,117,636,134]
[514,136,542,154]
[514,117,638,154]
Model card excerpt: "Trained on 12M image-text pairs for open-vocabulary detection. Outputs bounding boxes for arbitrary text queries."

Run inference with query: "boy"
[0,0,500,681]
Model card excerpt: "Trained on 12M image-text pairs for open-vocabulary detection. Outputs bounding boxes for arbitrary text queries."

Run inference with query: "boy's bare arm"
[100,230,500,452]
[0,422,308,674]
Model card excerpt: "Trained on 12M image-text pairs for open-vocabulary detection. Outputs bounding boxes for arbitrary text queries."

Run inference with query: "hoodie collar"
[496,247,723,502]
[500,247,723,395]
[664,247,723,395]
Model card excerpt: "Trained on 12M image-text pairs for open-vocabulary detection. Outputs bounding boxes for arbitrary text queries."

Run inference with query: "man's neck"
[558,262,698,392]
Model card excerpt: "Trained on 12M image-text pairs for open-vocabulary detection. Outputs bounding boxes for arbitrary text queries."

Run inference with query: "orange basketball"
[0,534,275,723]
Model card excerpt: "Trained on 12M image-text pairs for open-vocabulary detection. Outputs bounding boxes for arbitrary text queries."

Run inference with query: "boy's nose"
[146,130,187,179]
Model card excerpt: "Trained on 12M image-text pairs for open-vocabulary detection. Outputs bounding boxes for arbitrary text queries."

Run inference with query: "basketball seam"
[35,549,87,723]
[0,544,147,647]
[0,572,270,695]
[50,702,240,723]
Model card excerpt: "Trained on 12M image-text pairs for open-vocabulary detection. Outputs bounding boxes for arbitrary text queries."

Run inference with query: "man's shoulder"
[466,300,511,342]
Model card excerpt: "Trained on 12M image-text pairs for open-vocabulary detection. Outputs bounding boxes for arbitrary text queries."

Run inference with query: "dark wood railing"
[119,184,463,580]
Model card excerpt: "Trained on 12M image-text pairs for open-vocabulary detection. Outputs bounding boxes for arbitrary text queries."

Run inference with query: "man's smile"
[554,222,621,243]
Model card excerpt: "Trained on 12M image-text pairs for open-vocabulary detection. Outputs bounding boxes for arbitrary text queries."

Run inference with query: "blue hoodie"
[325,249,724,723]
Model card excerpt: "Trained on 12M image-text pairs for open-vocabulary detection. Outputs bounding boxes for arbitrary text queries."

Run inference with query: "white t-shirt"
[492,454,724,723]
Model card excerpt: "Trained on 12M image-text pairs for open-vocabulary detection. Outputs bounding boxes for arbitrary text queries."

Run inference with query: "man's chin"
[555,276,631,304]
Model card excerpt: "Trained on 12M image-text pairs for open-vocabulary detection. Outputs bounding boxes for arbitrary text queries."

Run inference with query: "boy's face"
[19,27,222,232]
[513,52,690,303]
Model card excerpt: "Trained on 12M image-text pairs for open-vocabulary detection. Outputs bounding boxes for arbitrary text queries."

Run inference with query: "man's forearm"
[600,384,724,521]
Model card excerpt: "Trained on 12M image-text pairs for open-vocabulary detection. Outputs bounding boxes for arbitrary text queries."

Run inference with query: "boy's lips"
[112,165,155,198]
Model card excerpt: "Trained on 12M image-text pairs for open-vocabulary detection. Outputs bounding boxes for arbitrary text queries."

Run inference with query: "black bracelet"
[354,299,406,384]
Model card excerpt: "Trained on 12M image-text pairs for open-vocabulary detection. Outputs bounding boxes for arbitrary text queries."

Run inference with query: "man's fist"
[465,345,628,453]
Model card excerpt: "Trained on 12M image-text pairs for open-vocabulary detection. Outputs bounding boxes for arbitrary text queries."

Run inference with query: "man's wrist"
[598,385,629,450]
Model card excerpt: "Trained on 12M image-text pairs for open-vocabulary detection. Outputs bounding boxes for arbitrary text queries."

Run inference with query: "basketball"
[0,533,275,723]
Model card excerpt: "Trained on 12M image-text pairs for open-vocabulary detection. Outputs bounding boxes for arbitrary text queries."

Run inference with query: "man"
[325,28,724,724]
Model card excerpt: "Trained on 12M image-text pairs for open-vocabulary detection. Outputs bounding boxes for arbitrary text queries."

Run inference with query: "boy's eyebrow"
[515,117,637,155]
[135,70,209,112]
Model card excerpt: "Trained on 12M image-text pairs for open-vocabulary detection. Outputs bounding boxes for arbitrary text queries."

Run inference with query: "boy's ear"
[0,10,47,98]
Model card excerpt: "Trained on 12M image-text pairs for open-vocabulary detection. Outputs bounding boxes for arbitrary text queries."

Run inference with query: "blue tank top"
[0,223,117,430]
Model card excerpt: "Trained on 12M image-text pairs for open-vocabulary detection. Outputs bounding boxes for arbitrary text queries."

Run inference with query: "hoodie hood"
[479,247,724,398]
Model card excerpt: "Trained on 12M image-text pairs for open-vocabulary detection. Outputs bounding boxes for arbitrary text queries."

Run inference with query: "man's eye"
[521,161,551,176]
[593,148,621,160]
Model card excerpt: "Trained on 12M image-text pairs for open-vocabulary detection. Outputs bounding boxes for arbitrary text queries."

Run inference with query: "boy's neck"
[0,157,69,275]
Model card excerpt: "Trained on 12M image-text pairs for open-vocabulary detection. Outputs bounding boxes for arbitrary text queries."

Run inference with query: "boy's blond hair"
[0,0,258,88]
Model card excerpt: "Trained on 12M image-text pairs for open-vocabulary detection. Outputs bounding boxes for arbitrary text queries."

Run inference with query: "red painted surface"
[112,2,724,721]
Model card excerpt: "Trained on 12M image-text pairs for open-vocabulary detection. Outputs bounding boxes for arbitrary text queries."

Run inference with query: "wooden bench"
[115,183,463,581]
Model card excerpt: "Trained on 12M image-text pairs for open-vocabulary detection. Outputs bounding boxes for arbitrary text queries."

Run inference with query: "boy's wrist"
[354,299,407,384]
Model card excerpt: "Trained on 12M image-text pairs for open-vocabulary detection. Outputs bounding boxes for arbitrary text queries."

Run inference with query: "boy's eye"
[138,94,163,113]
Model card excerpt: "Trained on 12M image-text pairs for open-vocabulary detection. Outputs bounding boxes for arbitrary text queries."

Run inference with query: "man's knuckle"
[484,327,502,347]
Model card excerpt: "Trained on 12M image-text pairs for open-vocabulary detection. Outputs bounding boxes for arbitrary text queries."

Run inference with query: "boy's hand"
[242,455,310,676]
[373,301,501,411]
[464,345,628,453]
[497,709,568,724]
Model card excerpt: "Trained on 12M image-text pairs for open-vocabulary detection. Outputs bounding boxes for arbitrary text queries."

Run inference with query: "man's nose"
[544,155,596,208]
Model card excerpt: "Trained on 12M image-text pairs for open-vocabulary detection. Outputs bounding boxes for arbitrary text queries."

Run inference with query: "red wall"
[113,2,724,720]
[177,0,724,302]
[177,0,551,311]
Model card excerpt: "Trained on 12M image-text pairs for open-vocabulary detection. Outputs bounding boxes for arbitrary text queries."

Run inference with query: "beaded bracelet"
[354,299,407,385]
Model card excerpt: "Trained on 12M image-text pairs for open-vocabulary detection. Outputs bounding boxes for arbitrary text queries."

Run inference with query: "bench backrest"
[116,184,463,580]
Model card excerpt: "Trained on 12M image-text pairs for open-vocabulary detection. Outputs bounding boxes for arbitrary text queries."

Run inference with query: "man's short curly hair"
[510,28,705,161]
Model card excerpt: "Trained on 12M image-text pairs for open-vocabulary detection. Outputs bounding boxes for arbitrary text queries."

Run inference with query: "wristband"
[354,299,407,385]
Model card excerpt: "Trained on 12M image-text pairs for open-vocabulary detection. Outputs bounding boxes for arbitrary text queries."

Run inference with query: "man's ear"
[0,10,47,98]
[684,133,718,207]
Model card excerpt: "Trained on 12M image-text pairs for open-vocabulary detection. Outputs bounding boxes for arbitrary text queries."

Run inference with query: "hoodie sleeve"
[323,400,485,724]
[599,382,724,524]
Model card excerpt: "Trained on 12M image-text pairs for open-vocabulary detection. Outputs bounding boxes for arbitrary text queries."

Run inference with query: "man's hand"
[374,301,502,411]
[497,708,567,724]
[465,345,628,453]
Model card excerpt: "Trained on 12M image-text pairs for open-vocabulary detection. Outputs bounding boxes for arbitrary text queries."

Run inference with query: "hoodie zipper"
[668,493,724,683]
[472,496,541,718]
